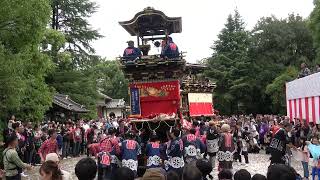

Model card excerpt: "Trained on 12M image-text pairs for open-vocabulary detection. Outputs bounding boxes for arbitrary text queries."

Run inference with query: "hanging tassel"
[138,130,141,136]
[170,127,173,133]
[152,130,156,135]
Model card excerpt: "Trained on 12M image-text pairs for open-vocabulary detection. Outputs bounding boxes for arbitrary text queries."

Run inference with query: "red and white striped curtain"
[286,72,320,124]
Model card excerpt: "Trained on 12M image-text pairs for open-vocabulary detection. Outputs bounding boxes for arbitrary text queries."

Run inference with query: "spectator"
[167,171,180,180]
[142,168,166,180]
[38,129,59,163]
[39,161,63,180]
[267,164,296,180]
[234,169,251,180]
[61,123,71,159]
[195,159,213,180]
[45,153,71,180]
[182,165,203,180]
[251,174,267,180]
[75,158,97,180]
[298,63,311,78]
[3,135,32,180]
[316,64,320,73]
[218,169,233,180]
[73,123,82,157]
[114,167,135,180]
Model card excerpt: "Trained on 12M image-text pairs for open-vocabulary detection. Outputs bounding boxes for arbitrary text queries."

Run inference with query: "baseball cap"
[45,153,59,162]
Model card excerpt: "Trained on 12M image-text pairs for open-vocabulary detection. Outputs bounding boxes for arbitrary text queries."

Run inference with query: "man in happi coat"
[121,132,141,176]
[166,129,184,173]
[145,134,162,169]
[217,124,235,171]
[97,127,120,180]
[206,121,220,168]
[182,128,205,164]
[269,121,293,165]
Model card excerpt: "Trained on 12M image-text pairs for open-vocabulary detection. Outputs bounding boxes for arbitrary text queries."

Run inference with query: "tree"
[251,14,315,114]
[50,0,102,69]
[46,70,99,118]
[94,60,129,101]
[206,10,255,114]
[0,0,53,121]
[266,66,298,114]
[310,0,320,64]
[46,0,104,118]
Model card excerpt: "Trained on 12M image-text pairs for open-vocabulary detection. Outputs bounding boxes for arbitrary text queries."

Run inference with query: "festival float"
[181,63,216,118]
[286,72,320,124]
[118,7,215,140]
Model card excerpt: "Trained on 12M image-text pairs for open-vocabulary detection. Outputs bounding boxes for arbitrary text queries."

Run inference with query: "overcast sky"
[90,0,314,63]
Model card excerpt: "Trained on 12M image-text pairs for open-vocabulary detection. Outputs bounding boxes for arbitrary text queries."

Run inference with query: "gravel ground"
[21,153,304,180]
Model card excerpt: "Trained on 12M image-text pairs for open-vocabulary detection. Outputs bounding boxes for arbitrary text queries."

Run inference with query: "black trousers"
[241,151,249,164]
[270,152,285,165]
[6,174,21,180]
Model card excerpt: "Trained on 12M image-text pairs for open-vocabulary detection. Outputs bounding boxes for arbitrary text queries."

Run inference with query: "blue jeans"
[302,161,309,178]
[312,167,320,180]
[73,142,81,156]
[62,141,70,158]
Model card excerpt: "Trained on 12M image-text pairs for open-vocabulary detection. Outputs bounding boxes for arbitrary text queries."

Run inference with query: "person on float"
[123,40,142,61]
[217,124,235,171]
[205,121,220,169]
[166,129,184,174]
[120,131,141,176]
[145,134,162,169]
[161,36,179,59]
[182,128,205,164]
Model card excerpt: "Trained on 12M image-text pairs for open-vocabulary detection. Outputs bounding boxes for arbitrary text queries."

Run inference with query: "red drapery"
[129,80,180,118]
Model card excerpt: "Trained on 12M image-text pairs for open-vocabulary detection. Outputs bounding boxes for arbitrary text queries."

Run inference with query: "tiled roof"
[105,99,126,109]
[53,94,89,113]
[98,92,112,100]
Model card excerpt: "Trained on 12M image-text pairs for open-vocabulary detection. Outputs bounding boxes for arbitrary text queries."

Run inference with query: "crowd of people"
[2,114,320,180]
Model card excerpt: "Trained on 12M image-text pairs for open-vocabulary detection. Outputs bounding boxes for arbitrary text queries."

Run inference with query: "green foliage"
[46,0,105,119]
[0,0,53,121]
[266,67,298,114]
[310,0,320,64]
[206,10,255,114]
[251,14,315,114]
[51,0,102,69]
[206,11,314,115]
[94,60,129,101]
[47,70,98,119]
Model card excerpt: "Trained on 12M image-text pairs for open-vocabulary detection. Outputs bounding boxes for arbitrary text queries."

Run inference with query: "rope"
[147,121,162,132]
[163,119,176,128]
[135,121,144,132]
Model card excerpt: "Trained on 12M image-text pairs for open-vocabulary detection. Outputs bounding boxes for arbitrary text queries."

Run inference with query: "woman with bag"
[3,135,32,180]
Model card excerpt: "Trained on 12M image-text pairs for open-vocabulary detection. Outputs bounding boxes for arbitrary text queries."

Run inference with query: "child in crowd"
[300,137,309,180]
[240,127,250,165]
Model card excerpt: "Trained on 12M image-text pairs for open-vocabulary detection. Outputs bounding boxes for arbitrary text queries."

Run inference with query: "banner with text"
[129,80,180,117]
[130,88,141,116]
